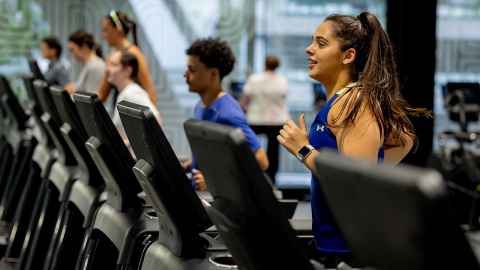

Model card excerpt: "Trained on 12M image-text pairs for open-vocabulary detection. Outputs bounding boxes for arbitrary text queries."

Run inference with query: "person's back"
[242,55,289,183]
[244,71,289,125]
[193,93,259,151]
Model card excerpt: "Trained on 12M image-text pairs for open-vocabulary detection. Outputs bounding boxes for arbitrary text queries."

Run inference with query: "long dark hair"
[325,11,429,148]
[69,30,103,58]
[119,50,139,81]
[41,36,62,58]
[106,10,138,46]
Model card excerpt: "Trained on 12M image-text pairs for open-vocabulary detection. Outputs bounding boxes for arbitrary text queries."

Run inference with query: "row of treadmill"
[0,74,479,270]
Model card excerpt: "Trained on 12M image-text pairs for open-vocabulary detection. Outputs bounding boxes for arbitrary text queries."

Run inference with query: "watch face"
[298,146,311,157]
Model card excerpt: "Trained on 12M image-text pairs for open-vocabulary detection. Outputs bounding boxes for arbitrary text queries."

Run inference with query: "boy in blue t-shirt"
[184,38,269,190]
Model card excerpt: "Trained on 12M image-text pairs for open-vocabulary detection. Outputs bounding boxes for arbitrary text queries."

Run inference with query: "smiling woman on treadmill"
[277,11,429,268]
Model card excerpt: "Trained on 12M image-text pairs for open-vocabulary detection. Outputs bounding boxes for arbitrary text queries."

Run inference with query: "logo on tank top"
[316,124,325,132]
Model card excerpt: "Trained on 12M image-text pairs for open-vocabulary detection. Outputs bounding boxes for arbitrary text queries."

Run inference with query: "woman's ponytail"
[357,11,395,91]
[93,42,103,58]
[128,19,138,46]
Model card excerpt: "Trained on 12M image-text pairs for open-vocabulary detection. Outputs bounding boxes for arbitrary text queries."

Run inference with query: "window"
[435,0,480,147]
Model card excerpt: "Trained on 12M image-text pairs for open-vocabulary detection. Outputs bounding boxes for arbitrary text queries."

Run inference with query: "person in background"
[40,36,70,87]
[98,10,157,104]
[278,12,427,267]
[184,38,269,191]
[241,55,290,184]
[65,30,106,94]
[106,50,161,144]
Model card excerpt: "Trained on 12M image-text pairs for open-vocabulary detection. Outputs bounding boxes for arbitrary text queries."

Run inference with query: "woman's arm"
[334,107,382,162]
[278,107,382,174]
[294,115,381,171]
[97,73,111,101]
[129,47,157,104]
[382,133,414,165]
[332,90,413,165]
[64,82,76,94]
[255,148,269,171]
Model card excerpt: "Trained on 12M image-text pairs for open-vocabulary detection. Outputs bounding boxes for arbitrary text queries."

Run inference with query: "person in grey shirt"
[65,30,106,94]
[40,36,71,87]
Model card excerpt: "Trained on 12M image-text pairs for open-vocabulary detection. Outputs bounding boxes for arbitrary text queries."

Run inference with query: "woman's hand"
[277,113,309,155]
[180,159,192,170]
[64,82,76,94]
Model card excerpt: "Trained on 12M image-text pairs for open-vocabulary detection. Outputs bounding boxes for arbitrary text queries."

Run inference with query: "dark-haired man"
[184,38,269,190]
[40,36,70,87]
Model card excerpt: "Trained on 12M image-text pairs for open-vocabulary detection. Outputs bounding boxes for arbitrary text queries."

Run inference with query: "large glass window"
[0,0,48,76]
[435,0,480,146]
[0,0,49,106]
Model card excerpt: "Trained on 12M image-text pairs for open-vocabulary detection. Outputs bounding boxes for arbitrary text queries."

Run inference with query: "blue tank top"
[309,83,384,253]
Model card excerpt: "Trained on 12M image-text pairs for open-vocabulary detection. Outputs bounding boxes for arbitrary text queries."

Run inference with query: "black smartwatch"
[296,144,315,162]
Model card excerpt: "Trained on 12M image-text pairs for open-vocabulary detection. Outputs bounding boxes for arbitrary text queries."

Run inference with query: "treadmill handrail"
[33,79,77,166]
[73,92,142,211]
[50,86,104,188]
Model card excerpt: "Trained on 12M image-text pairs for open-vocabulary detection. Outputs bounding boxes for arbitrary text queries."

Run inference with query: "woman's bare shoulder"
[328,88,364,125]
[127,45,144,58]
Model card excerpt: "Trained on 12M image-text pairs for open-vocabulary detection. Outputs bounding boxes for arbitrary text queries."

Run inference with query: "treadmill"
[38,86,106,270]
[0,75,37,261]
[117,100,234,270]
[73,92,158,269]
[15,79,80,270]
[184,119,324,270]
[314,150,480,270]
[0,75,34,217]
[1,76,54,265]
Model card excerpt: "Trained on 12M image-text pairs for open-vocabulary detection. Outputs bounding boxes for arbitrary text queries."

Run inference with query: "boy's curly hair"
[186,38,235,80]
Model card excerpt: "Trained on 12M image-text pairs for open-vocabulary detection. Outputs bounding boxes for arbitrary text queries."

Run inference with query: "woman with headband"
[98,10,157,104]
